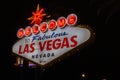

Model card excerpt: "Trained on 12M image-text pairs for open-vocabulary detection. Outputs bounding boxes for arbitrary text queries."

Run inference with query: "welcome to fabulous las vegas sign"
[12,4,94,68]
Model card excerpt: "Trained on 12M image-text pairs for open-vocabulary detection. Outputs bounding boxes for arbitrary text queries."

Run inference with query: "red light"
[16,13,78,38]
[27,4,46,25]
[57,17,66,28]
[48,20,57,31]
[32,24,39,35]
[39,22,48,33]
[17,28,25,38]
[67,14,77,26]
[25,26,32,36]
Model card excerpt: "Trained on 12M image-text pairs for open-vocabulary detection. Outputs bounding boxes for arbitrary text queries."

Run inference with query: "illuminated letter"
[70,36,78,47]
[67,14,77,26]
[30,43,35,53]
[48,20,57,31]
[23,44,29,53]
[18,45,23,54]
[39,41,47,51]
[39,22,48,33]
[61,37,69,48]
[57,17,66,28]
[25,26,32,37]
[32,24,39,35]
[53,39,61,49]
[47,40,52,50]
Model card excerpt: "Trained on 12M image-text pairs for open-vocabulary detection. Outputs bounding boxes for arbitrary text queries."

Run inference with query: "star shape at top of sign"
[27,4,46,25]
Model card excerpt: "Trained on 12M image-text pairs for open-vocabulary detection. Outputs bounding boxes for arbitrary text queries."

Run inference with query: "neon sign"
[17,13,77,38]
[12,4,94,68]
[27,4,46,25]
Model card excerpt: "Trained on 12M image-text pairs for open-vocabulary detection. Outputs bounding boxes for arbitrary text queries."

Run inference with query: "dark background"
[1,0,120,80]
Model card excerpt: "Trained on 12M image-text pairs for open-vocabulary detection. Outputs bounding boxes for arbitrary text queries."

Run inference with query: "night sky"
[1,0,120,80]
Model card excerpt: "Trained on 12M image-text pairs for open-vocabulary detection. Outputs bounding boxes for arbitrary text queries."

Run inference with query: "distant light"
[82,74,85,77]
[46,15,51,18]
[28,61,36,68]
[102,78,107,80]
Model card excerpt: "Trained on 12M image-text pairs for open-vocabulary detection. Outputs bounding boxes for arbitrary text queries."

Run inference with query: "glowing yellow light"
[14,57,24,66]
